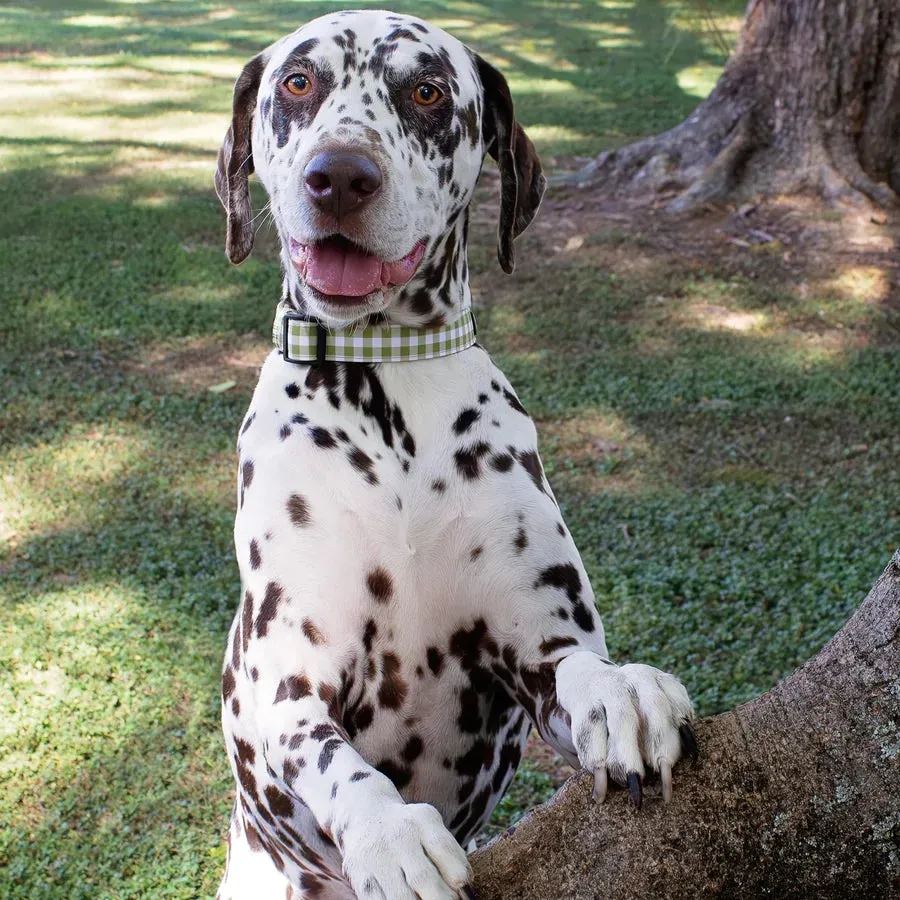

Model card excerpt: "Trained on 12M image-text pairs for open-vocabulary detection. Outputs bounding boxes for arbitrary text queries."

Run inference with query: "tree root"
[552,110,898,213]
[665,117,756,213]
[472,551,900,899]
[826,132,899,208]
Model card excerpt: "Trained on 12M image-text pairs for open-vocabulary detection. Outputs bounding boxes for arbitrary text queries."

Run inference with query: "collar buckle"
[281,312,329,366]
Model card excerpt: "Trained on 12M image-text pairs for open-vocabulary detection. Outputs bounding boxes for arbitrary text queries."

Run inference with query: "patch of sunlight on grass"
[206,7,238,21]
[2,111,226,150]
[154,284,243,305]
[429,18,477,31]
[676,63,722,99]
[684,303,770,333]
[538,408,656,496]
[522,124,600,151]
[596,37,642,49]
[3,63,154,97]
[188,40,233,53]
[504,42,580,71]
[61,14,135,27]
[827,266,890,305]
[669,10,745,41]
[136,55,248,77]
[3,427,150,534]
[0,579,224,822]
[581,20,634,32]
[0,62,228,150]
[487,305,527,333]
[506,77,579,95]
[169,458,235,509]
[132,194,179,208]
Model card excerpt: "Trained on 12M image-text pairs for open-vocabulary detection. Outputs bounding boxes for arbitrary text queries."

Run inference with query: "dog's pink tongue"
[300,241,425,297]
[305,242,382,297]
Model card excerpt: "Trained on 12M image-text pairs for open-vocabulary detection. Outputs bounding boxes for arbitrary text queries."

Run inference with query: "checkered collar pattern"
[272,302,477,364]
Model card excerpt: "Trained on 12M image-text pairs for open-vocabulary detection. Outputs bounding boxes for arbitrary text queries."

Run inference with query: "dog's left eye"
[284,73,313,96]
[413,82,443,106]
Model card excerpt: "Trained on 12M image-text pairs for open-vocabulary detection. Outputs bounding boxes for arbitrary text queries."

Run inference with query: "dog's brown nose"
[304,152,383,218]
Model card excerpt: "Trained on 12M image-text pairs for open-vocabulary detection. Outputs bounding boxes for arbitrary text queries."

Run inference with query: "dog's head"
[215,10,545,327]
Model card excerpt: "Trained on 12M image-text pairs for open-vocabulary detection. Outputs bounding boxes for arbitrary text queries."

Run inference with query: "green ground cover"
[2,1,896,897]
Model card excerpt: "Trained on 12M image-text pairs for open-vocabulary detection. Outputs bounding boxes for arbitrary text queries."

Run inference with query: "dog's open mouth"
[289,235,425,301]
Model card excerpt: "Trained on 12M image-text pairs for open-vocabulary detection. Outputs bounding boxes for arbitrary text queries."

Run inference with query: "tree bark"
[567,0,900,210]
[471,549,900,899]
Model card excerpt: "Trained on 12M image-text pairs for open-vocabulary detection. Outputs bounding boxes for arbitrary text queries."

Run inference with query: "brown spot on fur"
[302,618,326,644]
[427,646,444,675]
[318,738,342,773]
[255,581,283,638]
[287,493,311,526]
[539,635,578,655]
[265,784,294,818]
[222,667,236,700]
[366,567,394,604]
[275,674,312,703]
[378,653,408,709]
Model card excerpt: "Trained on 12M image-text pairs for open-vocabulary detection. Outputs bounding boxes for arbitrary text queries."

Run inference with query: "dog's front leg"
[515,650,696,806]
[256,694,473,900]
[553,650,697,807]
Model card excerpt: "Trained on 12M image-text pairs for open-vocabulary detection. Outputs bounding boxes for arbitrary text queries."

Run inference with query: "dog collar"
[272,302,477,365]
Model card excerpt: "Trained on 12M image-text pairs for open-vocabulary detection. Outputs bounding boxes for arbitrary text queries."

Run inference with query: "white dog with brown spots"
[214,9,696,900]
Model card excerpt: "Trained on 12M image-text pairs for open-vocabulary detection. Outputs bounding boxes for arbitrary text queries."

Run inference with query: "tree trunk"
[471,550,900,899]
[569,0,900,210]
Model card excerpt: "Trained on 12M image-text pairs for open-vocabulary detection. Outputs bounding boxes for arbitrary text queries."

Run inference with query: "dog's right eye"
[413,82,443,106]
[284,73,313,96]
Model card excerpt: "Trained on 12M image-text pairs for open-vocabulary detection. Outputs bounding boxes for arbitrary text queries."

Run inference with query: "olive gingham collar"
[272,302,477,365]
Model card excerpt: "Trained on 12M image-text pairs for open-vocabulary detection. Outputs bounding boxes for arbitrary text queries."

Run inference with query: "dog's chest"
[232,346,567,840]
[235,347,556,622]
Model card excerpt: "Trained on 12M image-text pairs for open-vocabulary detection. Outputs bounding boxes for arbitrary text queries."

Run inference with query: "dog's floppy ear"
[474,55,546,274]
[215,54,266,264]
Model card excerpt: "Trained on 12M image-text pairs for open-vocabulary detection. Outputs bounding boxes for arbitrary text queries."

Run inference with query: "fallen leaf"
[208,380,237,394]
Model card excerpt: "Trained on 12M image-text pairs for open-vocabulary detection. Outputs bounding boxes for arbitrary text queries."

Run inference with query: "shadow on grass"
[2,152,897,691]
[1,0,743,154]
[1,3,897,895]
[0,575,232,900]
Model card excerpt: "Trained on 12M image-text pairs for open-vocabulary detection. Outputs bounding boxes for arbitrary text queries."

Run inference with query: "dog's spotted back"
[216,11,694,900]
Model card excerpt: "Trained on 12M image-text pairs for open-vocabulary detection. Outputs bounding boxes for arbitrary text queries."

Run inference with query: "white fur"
[217,12,695,900]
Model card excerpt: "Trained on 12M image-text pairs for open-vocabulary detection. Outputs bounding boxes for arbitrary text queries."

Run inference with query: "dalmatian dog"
[214,10,696,899]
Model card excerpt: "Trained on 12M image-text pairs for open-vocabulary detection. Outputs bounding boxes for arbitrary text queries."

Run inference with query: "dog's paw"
[556,652,696,808]
[342,801,473,900]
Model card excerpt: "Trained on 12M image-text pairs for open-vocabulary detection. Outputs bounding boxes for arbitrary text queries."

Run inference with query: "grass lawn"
[1,1,897,897]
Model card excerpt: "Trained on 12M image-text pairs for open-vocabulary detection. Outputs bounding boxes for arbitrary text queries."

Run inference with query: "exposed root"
[550,111,898,215]
[665,117,756,213]
[828,132,900,208]
[547,136,681,192]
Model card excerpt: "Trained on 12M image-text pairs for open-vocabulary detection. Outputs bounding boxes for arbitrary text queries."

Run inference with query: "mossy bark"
[472,550,900,898]
[567,0,900,210]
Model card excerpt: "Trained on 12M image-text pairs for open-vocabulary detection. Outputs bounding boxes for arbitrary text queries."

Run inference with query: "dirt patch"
[128,333,269,395]
[473,165,900,320]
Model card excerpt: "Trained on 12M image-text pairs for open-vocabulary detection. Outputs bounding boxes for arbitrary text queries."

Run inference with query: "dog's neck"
[280,210,472,328]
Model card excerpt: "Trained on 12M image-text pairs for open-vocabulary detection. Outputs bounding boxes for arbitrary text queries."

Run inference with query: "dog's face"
[216,10,545,327]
